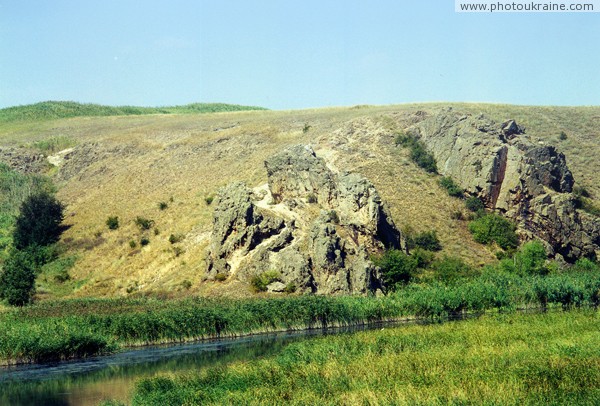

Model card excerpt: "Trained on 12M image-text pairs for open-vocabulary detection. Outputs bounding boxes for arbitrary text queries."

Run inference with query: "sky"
[1,0,599,109]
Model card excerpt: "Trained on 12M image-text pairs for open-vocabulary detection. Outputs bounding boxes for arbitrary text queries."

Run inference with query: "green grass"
[1,270,599,366]
[0,101,267,122]
[127,309,600,405]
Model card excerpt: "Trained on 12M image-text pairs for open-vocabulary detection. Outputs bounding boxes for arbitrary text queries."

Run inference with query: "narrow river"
[0,322,414,405]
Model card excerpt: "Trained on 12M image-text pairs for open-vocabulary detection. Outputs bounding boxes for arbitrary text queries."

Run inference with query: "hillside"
[0,103,599,299]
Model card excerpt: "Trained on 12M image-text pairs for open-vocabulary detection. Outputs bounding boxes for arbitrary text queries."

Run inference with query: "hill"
[0,103,598,299]
[0,101,267,123]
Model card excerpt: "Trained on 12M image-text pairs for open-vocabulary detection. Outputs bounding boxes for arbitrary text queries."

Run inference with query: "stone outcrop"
[409,109,599,261]
[0,147,48,174]
[206,145,402,294]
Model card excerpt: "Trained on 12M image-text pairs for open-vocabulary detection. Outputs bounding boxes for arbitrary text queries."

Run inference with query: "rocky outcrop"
[206,145,402,294]
[0,147,48,174]
[409,109,599,261]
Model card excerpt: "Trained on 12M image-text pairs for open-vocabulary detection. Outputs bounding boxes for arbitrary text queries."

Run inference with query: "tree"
[13,192,64,250]
[375,250,419,291]
[0,249,37,306]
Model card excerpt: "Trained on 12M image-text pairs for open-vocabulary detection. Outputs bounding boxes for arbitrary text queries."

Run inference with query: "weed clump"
[251,271,281,292]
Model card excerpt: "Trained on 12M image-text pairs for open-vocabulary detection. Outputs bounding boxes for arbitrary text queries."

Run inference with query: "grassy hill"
[0,101,267,123]
[0,102,598,300]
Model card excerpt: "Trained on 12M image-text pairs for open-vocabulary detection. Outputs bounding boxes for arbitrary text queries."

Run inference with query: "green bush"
[215,273,228,282]
[515,241,548,276]
[250,271,281,292]
[158,202,168,210]
[559,131,568,141]
[205,196,214,205]
[429,256,477,284]
[168,234,183,244]
[439,177,463,198]
[13,192,64,250]
[465,196,485,212]
[374,250,418,291]
[306,193,317,203]
[140,237,150,247]
[468,213,518,250]
[134,217,154,231]
[0,249,37,306]
[407,230,442,252]
[129,240,137,249]
[106,216,119,230]
[395,133,437,174]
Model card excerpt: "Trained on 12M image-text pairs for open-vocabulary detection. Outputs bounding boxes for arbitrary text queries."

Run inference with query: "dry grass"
[0,103,598,298]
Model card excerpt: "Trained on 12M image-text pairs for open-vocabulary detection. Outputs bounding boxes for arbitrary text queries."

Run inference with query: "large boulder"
[205,145,401,294]
[409,109,599,261]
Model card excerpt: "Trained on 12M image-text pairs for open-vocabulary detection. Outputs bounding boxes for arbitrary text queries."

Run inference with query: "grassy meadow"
[120,309,600,405]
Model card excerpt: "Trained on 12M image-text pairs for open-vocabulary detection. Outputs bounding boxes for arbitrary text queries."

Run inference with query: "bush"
[134,217,154,231]
[306,193,317,203]
[0,249,37,306]
[559,131,568,141]
[169,234,183,244]
[515,240,548,276]
[374,250,418,291]
[429,256,477,284]
[13,192,64,250]
[395,133,437,174]
[284,283,297,294]
[439,177,463,198]
[465,196,485,212]
[215,273,228,282]
[250,271,281,292]
[407,231,442,252]
[205,196,214,205]
[140,237,150,247]
[158,202,168,210]
[106,216,119,230]
[468,213,518,250]
[129,240,137,249]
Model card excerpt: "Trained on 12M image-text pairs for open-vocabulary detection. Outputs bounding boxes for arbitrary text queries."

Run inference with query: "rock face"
[206,145,402,294]
[409,109,599,261]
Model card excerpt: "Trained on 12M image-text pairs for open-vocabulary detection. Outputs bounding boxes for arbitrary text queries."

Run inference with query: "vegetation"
[439,176,463,198]
[134,216,155,231]
[106,216,119,230]
[13,192,64,250]
[158,201,168,210]
[465,195,485,212]
[573,186,600,216]
[126,310,600,405]
[0,101,267,122]
[0,249,37,306]
[559,130,568,140]
[406,230,442,252]
[395,133,437,173]
[250,271,281,292]
[469,213,518,250]
[29,135,76,153]
[204,196,214,205]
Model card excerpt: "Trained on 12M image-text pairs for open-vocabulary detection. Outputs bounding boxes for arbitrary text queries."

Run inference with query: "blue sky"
[1,0,599,109]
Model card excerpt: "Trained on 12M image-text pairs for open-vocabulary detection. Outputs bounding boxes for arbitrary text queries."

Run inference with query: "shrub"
[284,283,297,294]
[215,273,228,282]
[129,240,137,249]
[13,192,64,250]
[250,271,281,292]
[515,240,548,276]
[140,237,150,247]
[181,280,192,290]
[439,177,463,198]
[328,210,340,224]
[468,213,518,250]
[559,131,568,141]
[0,249,37,306]
[169,234,183,244]
[302,123,311,133]
[306,193,317,203]
[173,246,184,257]
[374,250,418,291]
[205,196,214,205]
[395,133,437,174]
[106,216,119,230]
[465,196,485,212]
[134,217,154,231]
[571,258,599,273]
[158,202,168,210]
[430,256,477,284]
[407,231,442,252]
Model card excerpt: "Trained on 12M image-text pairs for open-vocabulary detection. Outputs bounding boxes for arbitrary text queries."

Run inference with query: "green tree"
[0,249,37,306]
[13,192,64,250]
[375,250,418,291]
[468,213,518,250]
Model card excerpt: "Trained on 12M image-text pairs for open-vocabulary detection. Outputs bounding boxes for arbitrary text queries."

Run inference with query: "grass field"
[117,309,600,405]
